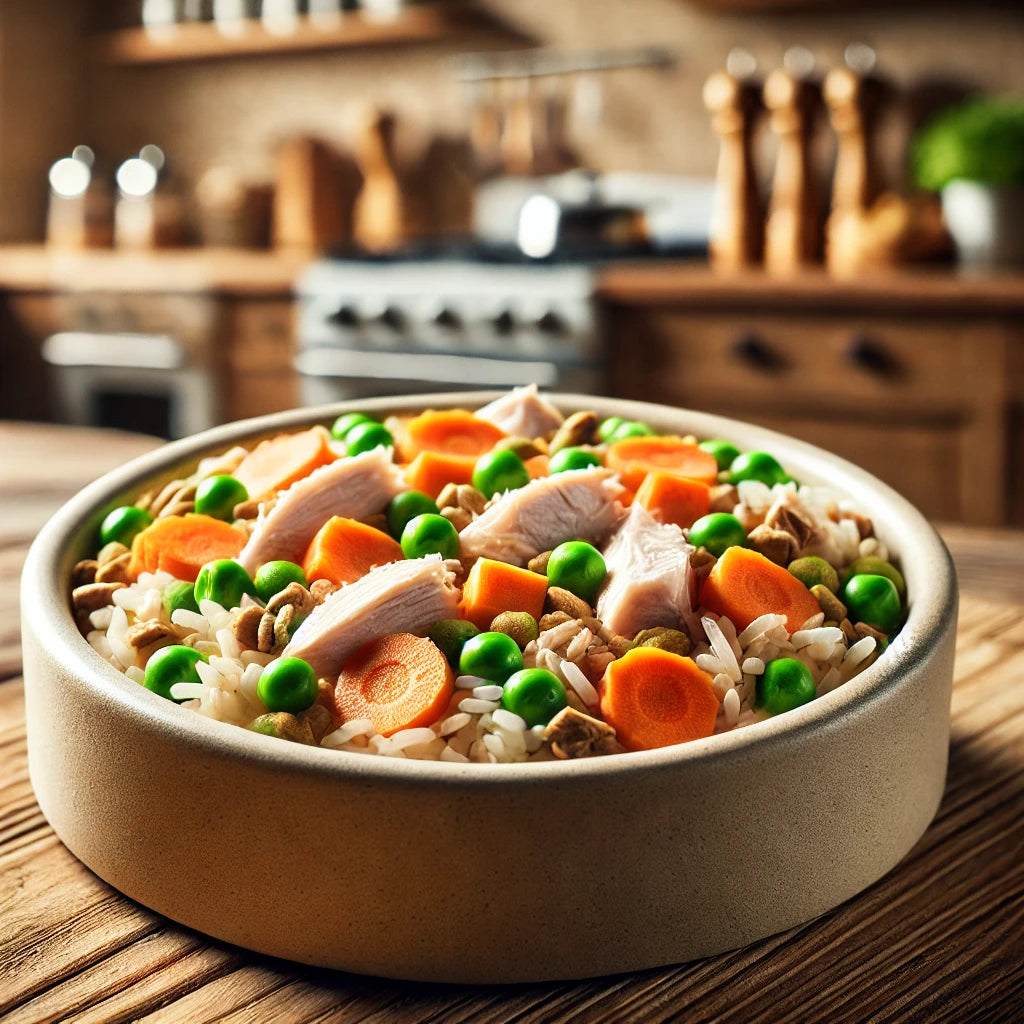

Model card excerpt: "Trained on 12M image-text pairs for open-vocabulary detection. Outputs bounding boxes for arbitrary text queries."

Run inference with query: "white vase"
[941,180,1024,270]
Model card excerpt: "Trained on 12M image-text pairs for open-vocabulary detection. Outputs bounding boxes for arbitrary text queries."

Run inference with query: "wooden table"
[2,423,1023,1023]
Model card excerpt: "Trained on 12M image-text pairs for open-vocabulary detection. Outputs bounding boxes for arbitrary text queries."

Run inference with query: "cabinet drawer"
[614,311,998,414]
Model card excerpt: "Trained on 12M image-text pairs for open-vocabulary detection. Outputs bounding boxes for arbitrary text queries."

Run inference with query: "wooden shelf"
[93,4,531,66]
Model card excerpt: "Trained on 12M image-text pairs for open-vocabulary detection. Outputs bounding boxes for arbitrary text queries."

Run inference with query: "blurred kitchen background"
[1,0,1022,526]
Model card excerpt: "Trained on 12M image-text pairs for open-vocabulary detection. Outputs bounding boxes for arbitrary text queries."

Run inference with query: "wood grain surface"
[2,422,1023,1023]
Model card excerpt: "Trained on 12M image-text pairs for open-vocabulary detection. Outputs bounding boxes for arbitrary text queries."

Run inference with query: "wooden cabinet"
[599,265,1024,526]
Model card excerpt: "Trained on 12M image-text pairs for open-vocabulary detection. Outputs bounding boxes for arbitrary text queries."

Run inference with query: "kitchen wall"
[80,0,1024,206]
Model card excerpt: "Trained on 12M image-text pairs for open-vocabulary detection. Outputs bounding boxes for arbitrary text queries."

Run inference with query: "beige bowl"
[21,393,957,983]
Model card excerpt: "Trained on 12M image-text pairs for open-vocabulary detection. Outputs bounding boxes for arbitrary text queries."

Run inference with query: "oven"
[295,257,607,403]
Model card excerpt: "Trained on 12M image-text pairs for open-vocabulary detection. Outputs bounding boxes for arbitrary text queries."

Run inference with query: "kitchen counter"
[2,421,1023,1022]
[0,245,307,296]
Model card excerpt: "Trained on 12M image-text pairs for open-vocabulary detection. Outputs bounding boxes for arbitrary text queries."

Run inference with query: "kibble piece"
[490,611,540,649]
[549,411,600,454]
[544,587,593,620]
[247,712,316,745]
[544,706,623,758]
[527,550,553,575]
[811,583,847,622]
[633,627,690,657]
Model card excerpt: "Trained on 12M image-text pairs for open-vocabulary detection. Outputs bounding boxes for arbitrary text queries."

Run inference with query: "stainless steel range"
[295,254,606,403]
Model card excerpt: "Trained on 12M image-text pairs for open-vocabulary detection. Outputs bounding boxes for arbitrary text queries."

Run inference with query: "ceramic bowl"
[21,393,957,983]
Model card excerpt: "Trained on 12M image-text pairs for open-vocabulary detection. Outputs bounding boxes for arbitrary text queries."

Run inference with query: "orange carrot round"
[302,516,404,587]
[606,436,719,492]
[458,557,548,631]
[128,513,248,583]
[335,633,454,737]
[598,647,718,751]
[403,450,478,500]
[404,409,507,460]
[700,545,821,634]
[232,426,336,499]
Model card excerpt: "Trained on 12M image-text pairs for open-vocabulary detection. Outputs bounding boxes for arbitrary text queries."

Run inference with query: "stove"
[296,249,608,403]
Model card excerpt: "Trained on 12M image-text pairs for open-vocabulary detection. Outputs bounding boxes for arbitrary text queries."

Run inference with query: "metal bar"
[452,46,676,83]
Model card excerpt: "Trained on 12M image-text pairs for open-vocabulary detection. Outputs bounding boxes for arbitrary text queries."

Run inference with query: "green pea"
[728,451,789,486]
[843,573,902,633]
[330,412,375,441]
[162,580,199,619]
[787,556,840,594]
[756,657,816,715]
[699,439,742,473]
[428,619,480,667]
[608,420,656,442]
[596,416,624,442]
[194,474,248,521]
[688,513,747,557]
[143,644,207,702]
[847,555,906,600]
[548,446,601,474]
[501,668,567,728]
[345,421,394,456]
[386,489,439,540]
[194,559,257,610]
[458,631,523,683]
[254,560,309,603]
[400,513,460,560]
[99,505,152,547]
[545,540,607,605]
[257,657,319,713]
[472,448,530,499]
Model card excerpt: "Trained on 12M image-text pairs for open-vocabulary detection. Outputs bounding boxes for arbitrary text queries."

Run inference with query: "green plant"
[913,96,1024,191]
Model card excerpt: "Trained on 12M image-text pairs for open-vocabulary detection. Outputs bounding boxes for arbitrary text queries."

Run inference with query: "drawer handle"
[732,332,785,373]
[845,334,901,378]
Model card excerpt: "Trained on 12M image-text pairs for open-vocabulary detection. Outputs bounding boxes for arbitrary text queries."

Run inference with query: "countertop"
[2,422,1023,1022]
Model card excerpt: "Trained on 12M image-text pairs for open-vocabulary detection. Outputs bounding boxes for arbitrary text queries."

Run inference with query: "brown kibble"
[708,484,739,513]
[690,547,717,589]
[544,587,593,620]
[273,605,297,648]
[232,498,262,520]
[97,541,130,566]
[257,611,278,653]
[493,435,545,460]
[854,621,889,644]
[441,506,472,532]
[839,618,859,642]
[539,610,573,631]
[454,484,487,516]
[544,706,623,758]
[764,500,818,552]
[301,702,334,744]
[94,552,132,585]
[72,581,126,614]
[232,606,263,650]
[266,582,316,617]
[606,635,634,659]
[811,584,847,622]
[549,411,600,454]
[527,550,552,574]
[247,712,316,745]
[71,559,98,588]
[490,611,539,648]
[747,524,798,566]
[125,619,182,649]
[436,482,459,509]
[308,579,337,603]
[633,627,690,657]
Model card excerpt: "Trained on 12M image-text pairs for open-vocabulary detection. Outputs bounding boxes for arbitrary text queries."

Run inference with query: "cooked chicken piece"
[458,468,627,567]
[474,384,564,439]
[237,447,402,574]
[282,556,459,679]
[596,503,700,640]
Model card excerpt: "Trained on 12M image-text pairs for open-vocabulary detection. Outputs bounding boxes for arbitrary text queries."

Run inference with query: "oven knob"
[536,311,567,335]
[433,307,461,330]
[328,304,359,327]
[492,310,516,335]
[378,306,406,331]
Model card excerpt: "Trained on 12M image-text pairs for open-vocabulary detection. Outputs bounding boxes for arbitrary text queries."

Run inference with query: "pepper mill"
[703,50,763,272]
[763,47,821,275]
[823,44,883,275]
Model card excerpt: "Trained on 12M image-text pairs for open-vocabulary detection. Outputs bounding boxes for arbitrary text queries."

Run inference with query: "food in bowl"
[71,385,906,764]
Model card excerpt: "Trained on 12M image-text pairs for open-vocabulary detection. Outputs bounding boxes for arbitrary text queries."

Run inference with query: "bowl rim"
[22,390,957,788]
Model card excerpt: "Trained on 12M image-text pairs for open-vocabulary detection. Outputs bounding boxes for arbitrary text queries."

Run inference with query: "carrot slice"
[128,513,248,583]
[634,471,711,530]
[598,647,718,751]
[302,516,404,587]
[458,557,549,631]
[605,436,719,492]
[523,453,550,479]
[403,409,507,460]
[335,632,454,737]
[232,426,336,499]
[403,450,478,500]
[700,545,821,634]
